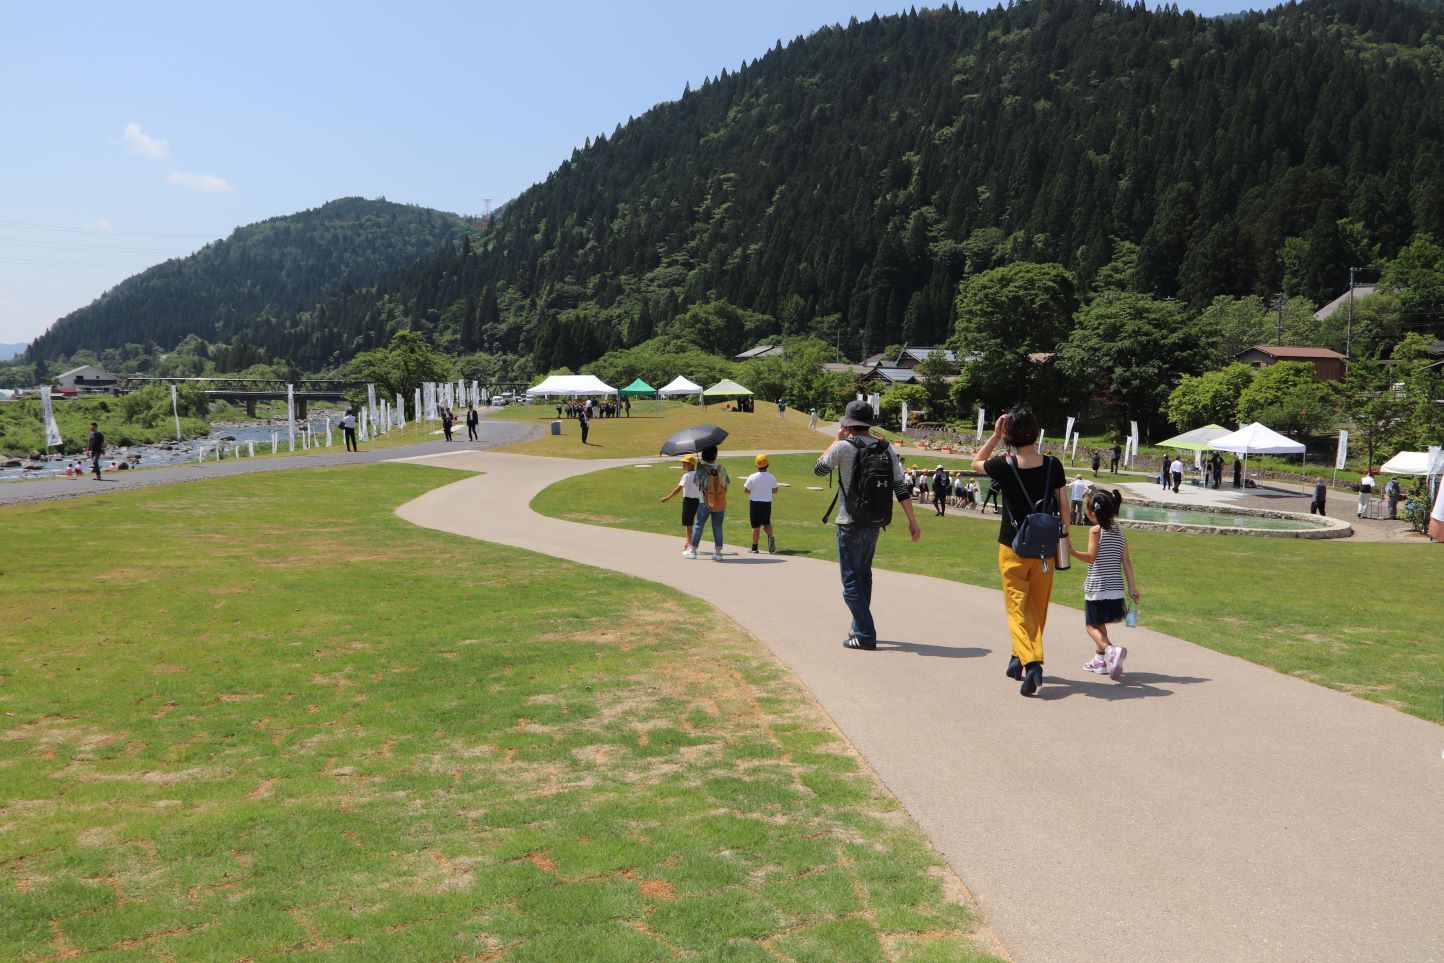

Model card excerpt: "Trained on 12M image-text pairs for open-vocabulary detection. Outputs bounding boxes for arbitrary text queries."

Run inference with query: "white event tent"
[657,376,703,397]
[1209,422,1306,485]
[525,374,618,398]
[1380,451,1430,475]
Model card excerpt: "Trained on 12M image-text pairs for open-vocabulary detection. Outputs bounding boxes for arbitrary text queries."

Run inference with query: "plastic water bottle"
[1125,602,1138,628]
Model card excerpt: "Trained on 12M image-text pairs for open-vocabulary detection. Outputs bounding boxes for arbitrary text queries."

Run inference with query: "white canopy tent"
[1209,422,1306,486]
[525,374,618,398]
[1380,451,1430,475]
[657,376,703,397]
[1158,424,1232,451]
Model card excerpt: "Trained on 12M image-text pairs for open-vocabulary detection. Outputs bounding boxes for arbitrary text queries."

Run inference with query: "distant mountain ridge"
[0,343,27,362]
[27,197,470,364]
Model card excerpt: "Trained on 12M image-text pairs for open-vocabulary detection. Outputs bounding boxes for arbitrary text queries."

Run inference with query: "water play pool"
[1114,499,1351,538]
[1120,504,1321,531]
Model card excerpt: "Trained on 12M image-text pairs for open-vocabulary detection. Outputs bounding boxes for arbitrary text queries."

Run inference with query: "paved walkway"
[0,420,538,507]
[395,449,1444,963]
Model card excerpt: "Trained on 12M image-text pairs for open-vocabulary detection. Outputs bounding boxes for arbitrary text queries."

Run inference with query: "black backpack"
[823,436,895,528]
[1005,456,1063,558]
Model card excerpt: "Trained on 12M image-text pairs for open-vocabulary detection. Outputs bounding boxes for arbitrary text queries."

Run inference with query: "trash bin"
[550,420,562,436]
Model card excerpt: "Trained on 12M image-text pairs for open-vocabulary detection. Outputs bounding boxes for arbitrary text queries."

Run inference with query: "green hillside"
[27,197,471,365]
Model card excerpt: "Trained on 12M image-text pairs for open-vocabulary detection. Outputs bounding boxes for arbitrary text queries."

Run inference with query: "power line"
[0,255,157,269]
[0,236,195,255]
[0,218,217,239]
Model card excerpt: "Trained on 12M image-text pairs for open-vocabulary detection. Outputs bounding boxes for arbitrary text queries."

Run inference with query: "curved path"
[395,449,1444,963]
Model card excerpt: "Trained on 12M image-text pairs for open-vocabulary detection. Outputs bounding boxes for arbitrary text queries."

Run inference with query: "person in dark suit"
[465,406,479,441]
[441,407,454,441]
[86,422,105,479]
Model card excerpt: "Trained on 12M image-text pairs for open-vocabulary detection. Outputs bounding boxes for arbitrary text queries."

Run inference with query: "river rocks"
[21,460,43,471]
[0,458,19,468]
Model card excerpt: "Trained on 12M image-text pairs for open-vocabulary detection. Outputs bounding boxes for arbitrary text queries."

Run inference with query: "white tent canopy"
[1380,451,1430,475]
[703,379,754,397]
[1208,422,1305,455]
[657,376,703,397]
[525,374,617,397]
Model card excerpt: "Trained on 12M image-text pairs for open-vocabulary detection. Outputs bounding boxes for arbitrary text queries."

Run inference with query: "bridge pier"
[245,398,257,418]
[297,399,308,419]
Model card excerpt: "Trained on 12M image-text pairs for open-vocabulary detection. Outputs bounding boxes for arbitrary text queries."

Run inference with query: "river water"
[0,417,346,482]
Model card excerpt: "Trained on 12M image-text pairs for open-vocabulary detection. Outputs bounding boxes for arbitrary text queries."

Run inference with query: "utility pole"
[1346,266,1358,357]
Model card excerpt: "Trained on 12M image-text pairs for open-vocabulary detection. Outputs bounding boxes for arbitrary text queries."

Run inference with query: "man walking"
[1311,479,1328,516]
[1169,455,1184,493]
[465,406,479,441]
[1069,474,1089,525]
[341,409,358,452]
[86,422,105,479]
[440,406,454,442]
[1109,443,1122,473]
[814,400,921,651]
[777,398,786,419]
[932,463,949,516]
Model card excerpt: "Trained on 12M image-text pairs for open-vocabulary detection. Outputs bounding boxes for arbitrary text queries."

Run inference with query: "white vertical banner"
[270,431,278,454]
[1064,417,1075,451]
[396,392,405,428]
[1129,421,1140,467]
[976,408,985,440]
[1038,430,1046,452]
[39,386,63,448]
[171,384,182,440]
[900,401,909,434]
[248,440,255,457]
[367,384,378,431]
[457,379,466,408]
[1071,431,1080,460]
[1334,430,1349,470]
[414,388,422,424]
[325,417,332,447]
[470,381,479,409]
[867,392,880,414]
[360,407,370,441]
[286,384,296,452]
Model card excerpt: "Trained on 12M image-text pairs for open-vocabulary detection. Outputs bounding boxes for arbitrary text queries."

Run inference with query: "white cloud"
[123,122,169,159]
[166,171,233,192]
[91,218,114,232]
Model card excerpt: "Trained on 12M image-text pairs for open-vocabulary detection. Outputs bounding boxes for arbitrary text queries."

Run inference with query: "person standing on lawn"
[973,407,1068,697]
[814,400,922,651]
[341,408,358,452]
[660,454,701,555]
[578,403,591,445]
[932,464,950,516]
[86,422,105,479]
[744,454,780,553]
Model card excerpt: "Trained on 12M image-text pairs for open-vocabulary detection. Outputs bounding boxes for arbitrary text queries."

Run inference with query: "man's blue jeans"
[836,524,881,644]
[691,504,725,550]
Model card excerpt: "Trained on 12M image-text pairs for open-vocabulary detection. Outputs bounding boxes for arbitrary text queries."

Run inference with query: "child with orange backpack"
[685,445,730,560]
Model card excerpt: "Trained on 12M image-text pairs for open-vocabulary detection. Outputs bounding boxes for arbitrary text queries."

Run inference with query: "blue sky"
[0,0,1254,346]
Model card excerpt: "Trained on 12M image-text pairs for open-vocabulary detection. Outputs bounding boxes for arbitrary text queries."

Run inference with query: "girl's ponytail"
[1088,487,1123,530]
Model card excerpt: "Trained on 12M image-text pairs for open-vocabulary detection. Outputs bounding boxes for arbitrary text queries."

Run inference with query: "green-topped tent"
[618,378,657,398]
[702,379,754,398]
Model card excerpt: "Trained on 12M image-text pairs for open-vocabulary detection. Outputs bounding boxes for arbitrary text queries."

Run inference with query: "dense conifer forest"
[25,0,1444,374]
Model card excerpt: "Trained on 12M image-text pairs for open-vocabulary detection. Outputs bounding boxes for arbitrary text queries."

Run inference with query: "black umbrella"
[659,424,729,456]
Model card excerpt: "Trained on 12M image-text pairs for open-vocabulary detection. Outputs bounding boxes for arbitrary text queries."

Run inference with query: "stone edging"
[1119,497,1354,539]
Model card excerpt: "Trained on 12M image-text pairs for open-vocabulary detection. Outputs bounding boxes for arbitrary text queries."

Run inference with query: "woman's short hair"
[700,445,718,462]
[1005,406,1040,448]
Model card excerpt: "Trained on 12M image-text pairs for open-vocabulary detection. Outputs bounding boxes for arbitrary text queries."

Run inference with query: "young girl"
[1071,488,1140,681]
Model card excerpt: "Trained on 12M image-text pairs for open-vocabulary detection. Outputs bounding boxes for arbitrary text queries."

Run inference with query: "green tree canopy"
[1235,361,1335,437]
[1165,363,1256,431]
[343,330,453,415]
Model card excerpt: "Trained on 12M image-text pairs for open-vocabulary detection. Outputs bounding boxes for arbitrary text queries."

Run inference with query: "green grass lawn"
[533,453,1444,724]
[0,464,1002,961]
[488,402,833,459]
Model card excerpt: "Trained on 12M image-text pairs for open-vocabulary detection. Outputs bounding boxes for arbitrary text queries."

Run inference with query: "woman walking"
[972,407,1068,697]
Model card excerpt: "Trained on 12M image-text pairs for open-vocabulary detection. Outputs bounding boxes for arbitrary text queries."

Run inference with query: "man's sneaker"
[767,533,776,553]
[712,550,724,561]
[1083,654,1107,674]
[1107,645,1128,680]
[750,545,760,553]
[843,635,877,651]
[682,548,696,559]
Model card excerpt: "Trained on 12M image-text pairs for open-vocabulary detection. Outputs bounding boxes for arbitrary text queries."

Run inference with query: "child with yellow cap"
[743,454,780,553]
[659,453,702,555]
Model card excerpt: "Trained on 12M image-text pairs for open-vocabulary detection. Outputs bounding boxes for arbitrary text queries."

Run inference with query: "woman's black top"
[984,454,1067,547]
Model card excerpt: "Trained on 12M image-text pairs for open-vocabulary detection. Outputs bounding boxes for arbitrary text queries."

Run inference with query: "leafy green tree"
[1378,233,1444,329]
[658,301,775,357]
[1092,238,1139,294]
[1165,364,1256,431]
[1391,333,1444,450]
[879,384,929,426]
[740,338,835,414]
[948,263,1078,409]
[1333,351,1408,470]
[1235,361,1335,437]
[344,330,452,415]
[915,351,956,421]
[1058,293,1200,438]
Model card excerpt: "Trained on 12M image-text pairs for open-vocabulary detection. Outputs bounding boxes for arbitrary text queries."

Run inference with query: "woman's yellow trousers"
[997,543,1054,665]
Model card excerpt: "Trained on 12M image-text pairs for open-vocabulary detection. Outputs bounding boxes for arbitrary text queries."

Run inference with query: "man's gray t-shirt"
[815,435,909,525]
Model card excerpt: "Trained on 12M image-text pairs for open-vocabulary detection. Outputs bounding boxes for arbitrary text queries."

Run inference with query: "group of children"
[660,449,1142,680]
[904,464,996,512]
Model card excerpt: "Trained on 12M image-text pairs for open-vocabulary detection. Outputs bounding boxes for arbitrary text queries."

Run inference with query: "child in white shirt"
[744,454,780,554]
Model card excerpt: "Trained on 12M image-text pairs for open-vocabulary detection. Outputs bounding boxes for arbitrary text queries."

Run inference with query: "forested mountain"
[27,198,470,363]
[27,0,1444,374]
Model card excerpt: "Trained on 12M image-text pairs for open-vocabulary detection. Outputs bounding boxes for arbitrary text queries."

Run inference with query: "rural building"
[733,344,784,362]
[893,346,957,369]
[1234,345,1347,381]
[1313,285,1376,322]
[54,365,118,391]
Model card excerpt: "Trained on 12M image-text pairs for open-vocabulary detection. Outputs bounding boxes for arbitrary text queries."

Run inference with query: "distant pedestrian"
[981,477,1001,513]
[341,410,358,451]
[578,404,590,445]
[1071,487,1139,682]
[1091,449,1101,477]
[441,407,454,442]
[777,398,786,419]
[1357,471,1375,518]
[744,454,779,553]
[1211,453,1224,489]
[1069,474,1088,525]
[1311,479,1328,516]
[466,406,479,440]
[1109,443,1121,473]
[86,422,104,479]
[624,397,631,417]
[815,400,921,650]
[660,454,701,555]
[687,445,730,560]
[809,408,818,429]
[1169,456,1184,493]
[1385,477,1402,519]
[932,464,949,516]
[973,406,1067,697]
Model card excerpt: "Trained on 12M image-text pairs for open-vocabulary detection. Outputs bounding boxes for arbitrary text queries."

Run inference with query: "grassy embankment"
[0,464,1002,961]
[533,453,1444,724]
